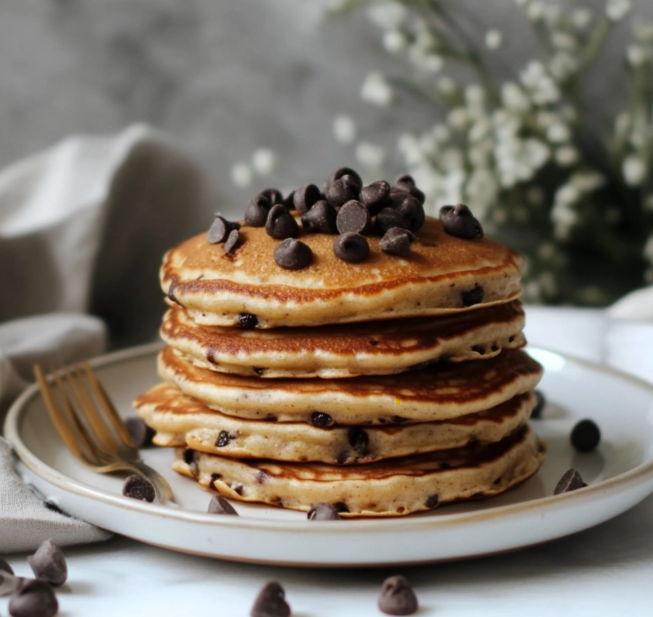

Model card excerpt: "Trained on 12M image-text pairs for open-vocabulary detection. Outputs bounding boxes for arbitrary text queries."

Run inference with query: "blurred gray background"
[2,0,650,221]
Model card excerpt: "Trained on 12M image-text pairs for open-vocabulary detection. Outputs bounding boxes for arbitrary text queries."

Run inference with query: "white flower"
[527,2,545,21]
[437,76,456,96]
[643,235,653,262]
[485,30,504,49]
[547,122,571,143]
[360,72,393,107]
[412,53,444,74]
[525,138,550,168]
[464,84,486,112]
[397,133,423,166]
[572,9,592,29]
[501,82,530,112]
[548,53,579,81]
[469,119,491,142]
[332,115,357,145]
[606,0,631,21]
[355,141,386,169]
[634,22,653,43]
[231,162,252,188]
[447,107,469,131]
[571,171,605,192]
[627,45,649,67]
[367,2,408,30]
[623,154,647,186]
[251,149,277,176]
[555,146,579,166]
[614,113,630,138]
[432,124,451,144]
[383,30,407,54]
[440,147,465,172]
[554,183,580,207]
[551,32,577,51]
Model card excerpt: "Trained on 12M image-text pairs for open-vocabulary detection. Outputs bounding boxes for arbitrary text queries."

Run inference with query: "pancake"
[161,301,526,379]
[173,425,546,516]
[161,216,524,328]
[134,382,536,463]
[158,346,543,424]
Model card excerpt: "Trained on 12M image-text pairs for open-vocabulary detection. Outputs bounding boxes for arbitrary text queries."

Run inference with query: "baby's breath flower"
[551,32,577,51]
[367,2,407,30]
[432,124,451,144]
[548,53,579,81]
[555,146,579,166]
[606,0,631,22]
[623,154,647,186]
[332,114,357,145]
[360,72,393,107]
[447,107,469,130]
[527,2,545,22]
[570,171,605,192]
[383,30,407,54]
[547,122,571,143]
[627,45,649,67]
[572,8,592,30]
[355,141,386,169]
[251,149,277,175]
[437,76,456,96]
[231,162,253,188]
[634,22,653,43]
[397,133,423,167]
[485,30,504,50]
[501,82,530,112]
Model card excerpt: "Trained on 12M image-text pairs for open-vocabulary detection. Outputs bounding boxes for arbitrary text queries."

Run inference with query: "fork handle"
[107,461,177,505]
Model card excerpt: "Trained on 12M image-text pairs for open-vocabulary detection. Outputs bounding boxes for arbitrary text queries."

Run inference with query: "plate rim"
[5,341,653,535]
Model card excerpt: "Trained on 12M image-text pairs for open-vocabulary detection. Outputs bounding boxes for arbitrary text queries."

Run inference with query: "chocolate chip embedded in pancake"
[172,425,546,516]
[160,216,523,328]
[134,382,536,464]
[157,346,543,424]
[160,302,526,378]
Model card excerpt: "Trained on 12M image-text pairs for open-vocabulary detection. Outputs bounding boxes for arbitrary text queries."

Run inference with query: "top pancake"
[161,216,524,328]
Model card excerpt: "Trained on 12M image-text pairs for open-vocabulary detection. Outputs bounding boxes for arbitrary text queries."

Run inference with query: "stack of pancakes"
[134,197,545,517]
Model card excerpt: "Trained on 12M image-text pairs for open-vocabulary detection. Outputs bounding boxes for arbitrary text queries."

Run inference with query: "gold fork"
[34,362,176,504]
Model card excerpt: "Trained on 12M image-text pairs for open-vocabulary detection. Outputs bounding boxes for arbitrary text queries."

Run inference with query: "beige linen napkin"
[0,125,214,552]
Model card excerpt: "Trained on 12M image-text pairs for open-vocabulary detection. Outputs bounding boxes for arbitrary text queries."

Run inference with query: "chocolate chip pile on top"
[206,167,465,270]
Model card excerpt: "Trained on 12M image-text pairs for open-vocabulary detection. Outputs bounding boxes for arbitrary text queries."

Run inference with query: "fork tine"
[34,365,95,464]
[63,364,120,458]
[81,362,136,449]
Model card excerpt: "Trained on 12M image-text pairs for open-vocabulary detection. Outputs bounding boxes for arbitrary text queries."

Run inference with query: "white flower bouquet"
[329,0,653,305]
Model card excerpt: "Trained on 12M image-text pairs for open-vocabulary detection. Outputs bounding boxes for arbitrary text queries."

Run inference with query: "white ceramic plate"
[5,343,653,566]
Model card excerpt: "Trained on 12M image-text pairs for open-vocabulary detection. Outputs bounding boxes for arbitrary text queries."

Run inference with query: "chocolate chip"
[326,175,360,207]
[336,200,372,235]
[208,215,240,244]
[224,229,240,254]
[391,416,408,424]
[348,428,370,456]
[333,502,350,513]
[379,227,415,257]
[254,368,267,376]
[378,575,419,616]
[261,188,284,206]
[208,495,239,515]
[215,431,232,448]
[282,190,296,210]
[531,390,545,419]
[376,207,409,233]
[462,285,484,307]
[554,469,587,495]
[390,193,425,232]
[293,183,321,214]
[239,313,259,329]
[122,475,156,502]
[393,174,425,205]
[245,194,272,227]
[125,417,156,448]
[301,200,337,234]
[183,448,195,465]
[310,412,333,427]
[0,557,13,575]
[28,540,67,587]
[274,238,313,270]
[571,419,601,452]
[360,180,392,215]
[251,581,291,617]
[257,470,269,484]
[440,203,484,239]
[425,495,439,509]
[266,204,299,239]
[328,167,362,190]
[232,483,244,496]
[210,473,222,484]
[307,502,341,520]
[8,579,58,617]
[333,232,369,263]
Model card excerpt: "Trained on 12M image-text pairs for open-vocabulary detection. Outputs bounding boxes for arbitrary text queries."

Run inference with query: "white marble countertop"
[3,307,653,616]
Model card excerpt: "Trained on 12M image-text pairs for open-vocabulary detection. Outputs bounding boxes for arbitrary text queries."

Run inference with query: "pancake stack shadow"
[134,169,546,517]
